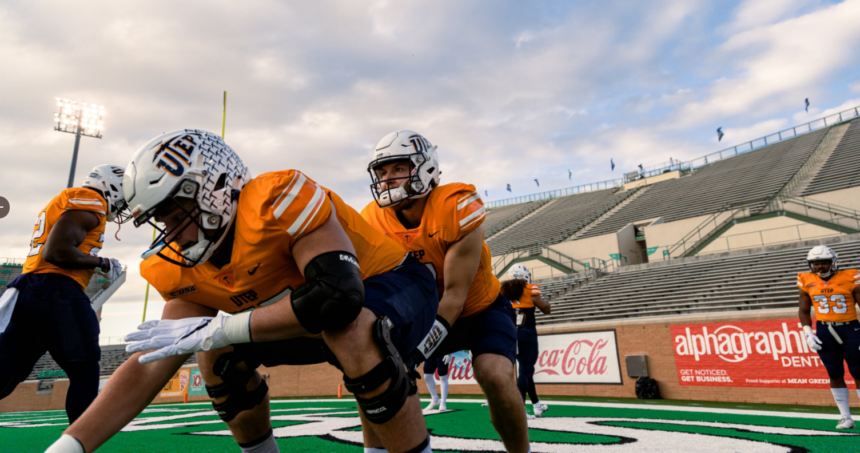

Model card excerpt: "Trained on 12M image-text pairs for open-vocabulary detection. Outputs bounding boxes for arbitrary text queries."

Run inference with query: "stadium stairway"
[801,118,860,196]
[568,185,652,241]
[536,233,860,326]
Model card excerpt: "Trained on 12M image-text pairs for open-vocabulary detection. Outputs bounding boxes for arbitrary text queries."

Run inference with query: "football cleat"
[423,398,440,414]
[836,416,855,429]
[533,402,548,417]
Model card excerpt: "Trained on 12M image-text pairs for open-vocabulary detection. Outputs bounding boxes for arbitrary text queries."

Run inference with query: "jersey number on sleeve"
[813,294,848,314]
[27,212,47,257]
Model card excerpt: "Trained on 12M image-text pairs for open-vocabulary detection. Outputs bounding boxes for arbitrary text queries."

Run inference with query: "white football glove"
[442,354,451,365]
[98,258,123,282]
[125,311,251,364]
[803,326,822,352]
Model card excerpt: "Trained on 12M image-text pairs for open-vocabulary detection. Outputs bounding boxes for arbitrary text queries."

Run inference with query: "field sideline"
[1,395,858,452]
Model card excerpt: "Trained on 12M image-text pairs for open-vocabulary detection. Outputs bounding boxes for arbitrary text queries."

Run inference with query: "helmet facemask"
[369,153,437,208]
[135,179,229,268]
[806,246,839,280]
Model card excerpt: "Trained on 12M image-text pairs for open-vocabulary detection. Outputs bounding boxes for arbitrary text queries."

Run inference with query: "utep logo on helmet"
[152,133,201,177]
[408,134,431,153]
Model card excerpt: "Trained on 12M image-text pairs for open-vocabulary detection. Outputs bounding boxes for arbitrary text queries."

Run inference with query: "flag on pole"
[805,98,810,112]
[534,179,539,187]
[568,169,572,180]
[506,184,512,192]
[717,127,724,142]
[484,190,488,197]
[610,159,615,171]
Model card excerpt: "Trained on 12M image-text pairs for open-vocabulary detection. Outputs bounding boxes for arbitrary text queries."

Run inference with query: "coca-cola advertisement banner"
[672,319,856,389]
[533,330,623,384]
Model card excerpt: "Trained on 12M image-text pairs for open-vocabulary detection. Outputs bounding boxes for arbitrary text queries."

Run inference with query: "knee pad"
[343,317,417,424]
[206,352,268,423]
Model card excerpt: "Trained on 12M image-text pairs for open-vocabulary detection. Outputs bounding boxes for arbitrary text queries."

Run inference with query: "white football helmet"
[807,246,838,279]
[123,129,249,267]
[82,165,129,223]
[509,264,530,283]
[368,130,441,207]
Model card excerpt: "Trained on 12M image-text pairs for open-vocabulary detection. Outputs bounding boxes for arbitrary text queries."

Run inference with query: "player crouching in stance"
[0,165,126,425]
[46,130,439,453]
[362,131,530,453]
[501,264,551,419]
[797,246,860,430]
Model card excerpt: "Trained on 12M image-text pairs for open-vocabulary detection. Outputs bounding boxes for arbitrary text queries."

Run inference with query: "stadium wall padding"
[3,310,858,414]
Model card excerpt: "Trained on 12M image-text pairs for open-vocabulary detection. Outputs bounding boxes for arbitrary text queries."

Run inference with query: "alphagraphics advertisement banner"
[671,319,856,389]
[160,368,191,397]
[533,330,623,384]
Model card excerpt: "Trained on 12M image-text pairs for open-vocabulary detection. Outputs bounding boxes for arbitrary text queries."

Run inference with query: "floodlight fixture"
[53,97,106,188]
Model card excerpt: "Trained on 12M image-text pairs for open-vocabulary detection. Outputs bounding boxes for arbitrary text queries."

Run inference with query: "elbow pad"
[291,251,365,334]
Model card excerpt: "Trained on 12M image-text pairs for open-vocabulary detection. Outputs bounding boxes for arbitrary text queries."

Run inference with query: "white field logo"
[3,402,857,452]
[674,322,816,363]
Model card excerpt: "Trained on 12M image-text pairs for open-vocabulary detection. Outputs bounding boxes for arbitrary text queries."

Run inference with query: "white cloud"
[1,0,859,338]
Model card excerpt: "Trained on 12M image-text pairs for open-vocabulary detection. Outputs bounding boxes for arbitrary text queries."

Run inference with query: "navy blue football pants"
[0,273,101,424]
[816,320,860,383]
[516,327,540,404]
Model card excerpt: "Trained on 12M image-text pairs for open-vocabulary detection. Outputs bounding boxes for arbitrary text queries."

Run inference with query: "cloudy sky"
[2,0,860,339]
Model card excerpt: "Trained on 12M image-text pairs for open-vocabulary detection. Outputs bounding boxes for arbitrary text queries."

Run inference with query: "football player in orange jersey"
[797,246,860,430]
[48,130,439,453]
[362,131,530,453]
[0,165,126,425]
[501,264,551,419]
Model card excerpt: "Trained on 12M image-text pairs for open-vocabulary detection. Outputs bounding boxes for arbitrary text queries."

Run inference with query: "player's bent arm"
[42,210,103,270]
[249,208,361,342]
[438,226,485,326]
[533,294,551,314]
[798,289,813,327]
[61,299,215,453]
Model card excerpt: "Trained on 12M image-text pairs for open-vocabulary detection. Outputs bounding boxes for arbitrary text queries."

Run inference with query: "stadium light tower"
[53,98,105,188]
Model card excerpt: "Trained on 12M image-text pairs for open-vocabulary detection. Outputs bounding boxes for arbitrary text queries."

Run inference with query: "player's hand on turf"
[125,312,239,363]
[804,330,823,352]
[442,354,451,365]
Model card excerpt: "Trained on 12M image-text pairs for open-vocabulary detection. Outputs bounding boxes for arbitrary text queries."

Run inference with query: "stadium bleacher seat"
[487,188,635,255]
[484,200,549,239]
[576,128,828,239]
[536,238,860,325]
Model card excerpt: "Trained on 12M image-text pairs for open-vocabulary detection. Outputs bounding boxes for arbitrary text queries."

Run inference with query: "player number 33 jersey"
[797,269,860,323]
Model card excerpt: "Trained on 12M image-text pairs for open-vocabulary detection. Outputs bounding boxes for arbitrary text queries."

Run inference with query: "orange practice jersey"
[511,283,541,310]
[798,269,860,323]
[361,183,500,318]
[141,170,408,314]
[23,188,107,290]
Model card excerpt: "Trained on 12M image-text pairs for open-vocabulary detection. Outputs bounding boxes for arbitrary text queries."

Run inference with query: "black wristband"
[436,314,451,331]
[97,257,106,271]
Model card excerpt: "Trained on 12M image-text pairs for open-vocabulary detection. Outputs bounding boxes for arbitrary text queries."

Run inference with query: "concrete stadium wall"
[643,213,712,256]
[696,215,841,255]
[804,185,860,212]
[4,308,857,414]
[551,232,618,265]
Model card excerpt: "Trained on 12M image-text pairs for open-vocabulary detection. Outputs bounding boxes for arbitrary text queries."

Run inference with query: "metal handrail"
[639,105,860,179]
[770,196,860,231]
[486,178,623,209]
[697,223,852,256]
[487,105,860,209]
[665,199,758,258]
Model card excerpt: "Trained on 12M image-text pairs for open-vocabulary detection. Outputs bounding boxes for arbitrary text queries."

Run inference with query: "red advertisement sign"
[671,319,855,389]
